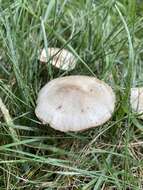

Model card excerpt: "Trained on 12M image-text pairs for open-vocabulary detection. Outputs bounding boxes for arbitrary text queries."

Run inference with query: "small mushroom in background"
[39,47,76,71]
[130,87,143,119]
[35,75,116,132]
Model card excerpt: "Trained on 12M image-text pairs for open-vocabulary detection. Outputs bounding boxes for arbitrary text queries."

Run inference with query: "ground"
[0,0,143,189]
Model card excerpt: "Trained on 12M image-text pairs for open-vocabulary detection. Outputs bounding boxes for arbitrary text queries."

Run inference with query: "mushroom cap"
[39,48,76,71]
[130,87,143,119]
[35,75,116,132]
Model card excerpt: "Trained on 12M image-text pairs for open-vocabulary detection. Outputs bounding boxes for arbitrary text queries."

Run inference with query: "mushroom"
[35,75,116,132]
[130,87,143,119]
[39,48,76,71]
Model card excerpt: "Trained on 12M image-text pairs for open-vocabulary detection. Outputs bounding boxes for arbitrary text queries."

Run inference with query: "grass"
[0,0,143,189]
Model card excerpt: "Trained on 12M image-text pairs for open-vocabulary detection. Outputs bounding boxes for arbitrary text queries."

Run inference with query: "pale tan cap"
[35,76,116,132]
[130,87,143,119]
[39,48,76,71]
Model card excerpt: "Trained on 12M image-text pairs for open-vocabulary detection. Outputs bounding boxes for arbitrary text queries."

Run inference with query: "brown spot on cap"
[56,105,62,110]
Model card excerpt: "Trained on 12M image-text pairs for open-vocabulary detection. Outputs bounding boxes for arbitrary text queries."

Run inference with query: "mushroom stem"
[0,97,20,144]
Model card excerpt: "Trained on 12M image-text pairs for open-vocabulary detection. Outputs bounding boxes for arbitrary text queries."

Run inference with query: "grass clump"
[0,0,143,189]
